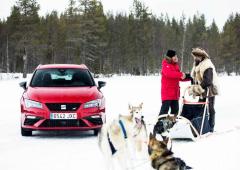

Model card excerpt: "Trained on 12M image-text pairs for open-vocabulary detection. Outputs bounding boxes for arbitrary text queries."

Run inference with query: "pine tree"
[6,6,22,72]
[14,0,40,77]
[77,0,107,73]
[131,0,152,75]
[220,13,240,75]
[206,20,220,71]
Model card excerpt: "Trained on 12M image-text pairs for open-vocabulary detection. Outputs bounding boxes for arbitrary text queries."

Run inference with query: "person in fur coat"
[190,47,219,132]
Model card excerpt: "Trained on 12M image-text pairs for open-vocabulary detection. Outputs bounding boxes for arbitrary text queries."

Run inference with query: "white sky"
[0,0,240,30]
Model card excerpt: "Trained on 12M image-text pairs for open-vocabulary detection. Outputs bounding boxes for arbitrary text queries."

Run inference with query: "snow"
[0,74,240,170]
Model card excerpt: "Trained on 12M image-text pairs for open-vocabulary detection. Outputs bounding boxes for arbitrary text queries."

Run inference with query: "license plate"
[50,113,77,119]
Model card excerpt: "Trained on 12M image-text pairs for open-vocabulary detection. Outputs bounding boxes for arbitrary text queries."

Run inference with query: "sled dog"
[153,115,177,136]
[148,133,192,170]
[98,103,148,170]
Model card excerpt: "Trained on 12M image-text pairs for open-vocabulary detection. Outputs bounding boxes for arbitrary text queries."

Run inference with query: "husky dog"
[98,103,148,170]
[153,115,177,136]
[148,133,191,170]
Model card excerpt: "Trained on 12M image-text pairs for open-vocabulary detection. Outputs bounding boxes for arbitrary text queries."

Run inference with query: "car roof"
[36,64,89,70]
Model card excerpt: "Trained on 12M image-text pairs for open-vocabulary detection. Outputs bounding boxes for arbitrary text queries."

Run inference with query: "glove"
[185,73,191,79]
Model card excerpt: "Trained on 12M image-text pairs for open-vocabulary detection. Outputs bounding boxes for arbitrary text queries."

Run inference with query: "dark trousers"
[199,97,216,132]
[159,100,179,115]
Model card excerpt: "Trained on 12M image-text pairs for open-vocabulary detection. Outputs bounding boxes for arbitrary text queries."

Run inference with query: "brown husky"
[148,133,192,170]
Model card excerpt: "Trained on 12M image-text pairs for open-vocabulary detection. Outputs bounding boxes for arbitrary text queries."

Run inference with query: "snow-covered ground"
[0,75,239,170]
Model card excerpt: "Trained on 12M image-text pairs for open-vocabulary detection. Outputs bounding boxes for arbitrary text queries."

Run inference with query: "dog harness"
[152,150,189,170]
[119,119,127,139]
[107,120,128,155]
[154,157,179,169]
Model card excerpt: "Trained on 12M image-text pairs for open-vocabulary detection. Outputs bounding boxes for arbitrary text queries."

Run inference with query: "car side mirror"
[19,81,27,90]
[98,81,106,89]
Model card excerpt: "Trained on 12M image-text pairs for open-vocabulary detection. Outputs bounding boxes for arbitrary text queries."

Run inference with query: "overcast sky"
[0,0,240,30]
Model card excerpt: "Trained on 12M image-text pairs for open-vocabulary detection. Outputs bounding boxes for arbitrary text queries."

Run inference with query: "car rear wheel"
[21,127,32,136]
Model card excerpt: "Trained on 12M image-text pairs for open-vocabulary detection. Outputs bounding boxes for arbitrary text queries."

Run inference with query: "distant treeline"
[0,0,240,76]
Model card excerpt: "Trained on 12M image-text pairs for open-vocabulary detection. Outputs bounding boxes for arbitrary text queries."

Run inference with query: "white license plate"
[50,113,77,119]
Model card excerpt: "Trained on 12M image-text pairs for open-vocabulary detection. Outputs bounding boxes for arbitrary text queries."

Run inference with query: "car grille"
[45,103,80,111]
[39,119,87,127]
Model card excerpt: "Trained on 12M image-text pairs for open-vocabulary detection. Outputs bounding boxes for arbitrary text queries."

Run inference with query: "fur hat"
[191,48,209,59]
[166,50,176,58]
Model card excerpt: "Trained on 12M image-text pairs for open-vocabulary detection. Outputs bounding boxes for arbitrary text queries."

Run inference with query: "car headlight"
[25,99,43,109]
[84,99,102,109]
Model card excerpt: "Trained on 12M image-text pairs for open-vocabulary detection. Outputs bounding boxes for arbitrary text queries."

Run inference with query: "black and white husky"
[98,103,148,170]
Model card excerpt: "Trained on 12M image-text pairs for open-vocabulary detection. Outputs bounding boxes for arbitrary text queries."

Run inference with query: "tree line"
[0,0,240,76]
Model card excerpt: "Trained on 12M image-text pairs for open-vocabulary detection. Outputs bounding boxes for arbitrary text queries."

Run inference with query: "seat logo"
[61,105,66,110]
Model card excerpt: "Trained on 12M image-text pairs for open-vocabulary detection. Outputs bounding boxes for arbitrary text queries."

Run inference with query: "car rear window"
[30,68,95,87]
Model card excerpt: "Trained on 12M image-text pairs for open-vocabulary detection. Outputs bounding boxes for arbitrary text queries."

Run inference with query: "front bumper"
[21,113,105,131]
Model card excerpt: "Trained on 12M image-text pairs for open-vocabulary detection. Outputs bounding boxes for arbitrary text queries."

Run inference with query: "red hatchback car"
[19,64,106,136]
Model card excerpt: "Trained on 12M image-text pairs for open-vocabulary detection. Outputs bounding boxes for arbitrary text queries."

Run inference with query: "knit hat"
[166,50,176,58]
[191,48,209,58]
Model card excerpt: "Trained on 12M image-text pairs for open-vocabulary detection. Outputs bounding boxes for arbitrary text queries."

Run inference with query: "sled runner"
[155,86,211,140]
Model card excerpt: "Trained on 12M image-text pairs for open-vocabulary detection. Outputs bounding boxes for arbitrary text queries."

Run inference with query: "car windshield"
[30,68,95,87]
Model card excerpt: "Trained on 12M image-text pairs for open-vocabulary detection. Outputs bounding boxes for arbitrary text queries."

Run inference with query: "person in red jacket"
[159,50,187,116]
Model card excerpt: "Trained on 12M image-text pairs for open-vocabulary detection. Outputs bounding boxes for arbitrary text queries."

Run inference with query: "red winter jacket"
[161,59,183,101]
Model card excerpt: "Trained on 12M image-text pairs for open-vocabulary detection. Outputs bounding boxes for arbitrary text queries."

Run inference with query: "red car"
[19,64,106,136]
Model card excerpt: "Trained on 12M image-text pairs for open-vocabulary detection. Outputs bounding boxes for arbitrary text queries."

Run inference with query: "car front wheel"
[21,127,32,136]
[93,129,99,136]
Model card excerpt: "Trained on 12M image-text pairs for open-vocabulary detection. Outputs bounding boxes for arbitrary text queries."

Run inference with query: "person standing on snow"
[190,47,219,132]
[159,50,189,116]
